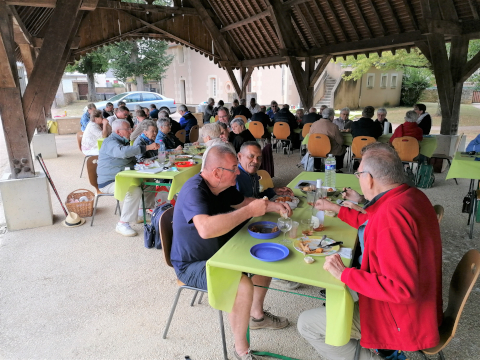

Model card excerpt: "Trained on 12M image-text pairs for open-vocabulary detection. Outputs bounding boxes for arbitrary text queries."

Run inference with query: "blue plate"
[248,221,281,239]
[250,243,289,262]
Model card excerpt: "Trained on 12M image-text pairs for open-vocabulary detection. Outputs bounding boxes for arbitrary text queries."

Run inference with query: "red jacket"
[389,122,423,143]
[339,184,442,351]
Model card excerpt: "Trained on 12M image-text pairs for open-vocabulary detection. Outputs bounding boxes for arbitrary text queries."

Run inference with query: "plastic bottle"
[325,154,336,189]
[159,140,166,153]
[158,140,166,163]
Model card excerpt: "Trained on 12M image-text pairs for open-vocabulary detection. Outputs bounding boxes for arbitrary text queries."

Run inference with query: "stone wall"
[420,87,475,104]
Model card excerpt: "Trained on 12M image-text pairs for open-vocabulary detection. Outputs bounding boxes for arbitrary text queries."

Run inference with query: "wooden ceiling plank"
[303,2,326,44]
[336,0,360,41]
[323,0,348,42]
[241,0,272,57]
[349,0,373,38]
[398,0,419,31]
[311,0,337,43]
[282,0,309,6]
[268,0,303,52]
[364,0,386,36]
[291,16,309,50]
[8,5,33,45]
[294,4,320,47]
[438,0,459,22]
[382,0,402,33]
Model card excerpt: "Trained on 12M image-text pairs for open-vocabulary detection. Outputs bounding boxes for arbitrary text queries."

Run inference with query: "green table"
[446,152,480,238]
[302,133,438,157]
[206,172,361,347]
[114,162,201,201]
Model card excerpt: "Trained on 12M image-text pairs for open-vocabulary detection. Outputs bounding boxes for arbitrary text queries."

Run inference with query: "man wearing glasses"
[266,100,279,120]
[298,142,442,360]
[171,144,292,360]
[97,120,160,237]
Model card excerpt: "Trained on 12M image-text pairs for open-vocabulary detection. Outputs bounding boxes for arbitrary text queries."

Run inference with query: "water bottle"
[325,154,336,189]
[158,140,166,163]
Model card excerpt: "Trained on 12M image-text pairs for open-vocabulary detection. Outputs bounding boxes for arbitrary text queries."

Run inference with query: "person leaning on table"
[297,142,443,360]
[133,120,159,162]
[96,119,160,237]
[170,144,292,360]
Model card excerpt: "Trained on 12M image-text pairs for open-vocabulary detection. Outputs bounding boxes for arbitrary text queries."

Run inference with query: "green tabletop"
[206,172,362,346]
[446,152,480,180]
[302,133,438,157]
[114,162,201,201]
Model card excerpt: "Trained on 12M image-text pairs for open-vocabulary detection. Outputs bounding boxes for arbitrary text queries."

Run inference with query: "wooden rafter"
[364,0,386,36]
[461,50,480,82]
[349,0,372,38]
[323,0,348,42]
[438,0,458,22]
[383,0,401,33]
[282,0,309,6]
[398,0,418,31]
[301,3,324,45]
[219,10,269,33]
[309,55,332,87]
[336,0,359,41]
[268,0,303,52]
[8,5,33,45]
[311,0,337,43]
[230,0,266,58]
[294,5,320,47]
[291,16,309,50]
[467,0,480,20]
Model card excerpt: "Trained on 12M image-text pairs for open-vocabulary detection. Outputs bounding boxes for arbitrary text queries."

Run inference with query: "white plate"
[271,195,300,210]
[293,236,340,256]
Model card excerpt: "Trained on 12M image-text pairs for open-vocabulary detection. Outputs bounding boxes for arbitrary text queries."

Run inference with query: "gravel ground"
[0,135,479,360]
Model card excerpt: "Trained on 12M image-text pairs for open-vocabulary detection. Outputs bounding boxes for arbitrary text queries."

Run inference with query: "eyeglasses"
[354,171,371,179]
[217,166,237,173]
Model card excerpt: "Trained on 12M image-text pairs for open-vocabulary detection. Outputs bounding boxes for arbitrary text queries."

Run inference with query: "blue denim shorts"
[177,261,207,290]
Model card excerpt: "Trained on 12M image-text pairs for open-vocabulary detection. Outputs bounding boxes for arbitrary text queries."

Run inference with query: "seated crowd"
[78,98,441,360]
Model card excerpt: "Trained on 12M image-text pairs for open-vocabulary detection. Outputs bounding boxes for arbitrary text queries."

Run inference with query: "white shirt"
[81,122,103,154]
[248,104,261,114]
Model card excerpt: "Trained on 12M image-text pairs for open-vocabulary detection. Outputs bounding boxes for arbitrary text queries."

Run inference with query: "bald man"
[170,144,291,360]
[300,107,321,129]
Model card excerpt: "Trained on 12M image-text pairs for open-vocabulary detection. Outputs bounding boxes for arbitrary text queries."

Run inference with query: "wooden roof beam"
[349,0,372,38]
[461,49,480,82]
[383,0,402,33]
[399,0,419,31]
[303,3,325,44]
[309,55,332,87]
[467,0,480,20]
[268,0,303,53]
[282,0,309,6]
[323,0,348,41]
[294,5,321,47]
[8,5,33,45]
[336,0,359,41]
[364,0,386,36]
[219,10,269,33]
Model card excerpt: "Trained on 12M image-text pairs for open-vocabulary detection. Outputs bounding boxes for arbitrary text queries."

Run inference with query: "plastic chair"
[419,249,480,360]
[299,124,313,159]
[160,208,228,360]
[273,122,292,156]
[86,156,121,226]
[307,133,331,171]
[249,121,265,140]
[392,136,420,162]
[213,115,219,122]
[233,114,247,124]
[257,169,274,190]
[434,204,445,224]
[77,131,91,178]
[189,125,199,143]
[350,136,376,173]
[175,129,186,143]
[431,133,463,185]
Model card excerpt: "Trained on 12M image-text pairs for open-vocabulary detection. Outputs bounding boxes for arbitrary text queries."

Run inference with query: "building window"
[177,47,184,64]
[380,74,388,88]
[391,74,398,89]
[210,77,217,97]
[366,74,375,88]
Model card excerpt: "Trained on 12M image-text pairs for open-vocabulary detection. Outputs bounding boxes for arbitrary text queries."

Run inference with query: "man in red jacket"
[298,142,442,360]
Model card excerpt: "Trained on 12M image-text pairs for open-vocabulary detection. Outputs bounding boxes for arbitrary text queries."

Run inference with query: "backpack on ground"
[143,203,174,249]
[415,162,435,189]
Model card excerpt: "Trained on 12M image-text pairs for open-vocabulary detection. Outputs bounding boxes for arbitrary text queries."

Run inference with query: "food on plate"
[275,196,293,203]
[304,256,315,264]
[250,225,279,233]
[298,240,324,255]
[302,185,314,191]
[327,187,334,192]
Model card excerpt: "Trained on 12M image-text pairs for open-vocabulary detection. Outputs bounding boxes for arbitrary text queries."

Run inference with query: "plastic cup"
[169,154,175,163]
[306,191,316,207]
[301,219,314,236]
[289,221,299,238]
[158,151,166,163]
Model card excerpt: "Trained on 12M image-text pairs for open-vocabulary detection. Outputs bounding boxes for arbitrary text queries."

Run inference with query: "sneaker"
[115,222,137,237]
[249,310,289,330]
[234,348,261,360]
[271,279,301,290]
[136,213,151,224]
[374,350,408,360]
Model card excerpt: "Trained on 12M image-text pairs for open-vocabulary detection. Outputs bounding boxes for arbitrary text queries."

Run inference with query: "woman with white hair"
[230,117,256,153]
[133,120,159,162]
[200,123,222,147]
[155,118,183,150]
[374,107,392,133]
[389,110,423,144]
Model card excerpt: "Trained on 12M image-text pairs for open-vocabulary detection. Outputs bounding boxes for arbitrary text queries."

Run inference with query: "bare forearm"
[194,206,253,239]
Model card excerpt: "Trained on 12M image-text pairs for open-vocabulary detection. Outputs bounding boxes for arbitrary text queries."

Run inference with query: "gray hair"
[112,119,130,132]
[157,118,171,128]
[201,143,237,171]
[404,110,418,123]
[135,109,147,118]
[178,104,188,112]
[309,107,317,113]
[322,107,335,119]
[200,123,221,140]
[218,122,228,130]
[90,110,102,122]
[377,107,387,115]
[340,107,350,114]
[87,102,96,110]
[134,105,142,111]
[361,143,405,185]
[231,118,245,128]
[159,110,169,118]
[141,119,157,132]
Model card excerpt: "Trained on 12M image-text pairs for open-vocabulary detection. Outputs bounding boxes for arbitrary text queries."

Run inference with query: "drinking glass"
[169,154,176,163]
[301,219,314,236]
[277,217,293,244]
[158,151,166,164]
[289,221,299,239]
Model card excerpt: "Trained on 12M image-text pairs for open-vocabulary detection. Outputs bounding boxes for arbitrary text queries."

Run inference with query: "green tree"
[65,51,109,101]
[103,39,173,91]
[400,68,433,106]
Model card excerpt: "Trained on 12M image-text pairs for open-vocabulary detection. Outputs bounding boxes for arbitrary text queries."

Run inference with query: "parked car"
[84,91,177,114]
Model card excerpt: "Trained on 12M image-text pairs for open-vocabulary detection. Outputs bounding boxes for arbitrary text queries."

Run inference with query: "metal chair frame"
[273,122,292,156]
[76,131,91,178]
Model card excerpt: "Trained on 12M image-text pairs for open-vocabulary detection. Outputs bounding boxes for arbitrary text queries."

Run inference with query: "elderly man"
[178,104,197,143]
[218,121,231,143]
[81,103,96,131]
[333,107,353,132]
[274,104,298,133]
[298,142,442,360]
[97,120,160,236]
[217,106,231,127]
[300,107,321,129]
[310,108,346,171]
[203,97,215,124]
[155,118,183,150]
[171,144,290,360]
[107,106,130,127]
[102,102,114,118]
[266,100,279,119]
[350,106,383,140]
[233,98,253,120]
[149,104,159,119]
[251,106,272,134]
[230,118,256,153]
[248,98,261,114]
[130,110,149,142]
[374,107,392,133]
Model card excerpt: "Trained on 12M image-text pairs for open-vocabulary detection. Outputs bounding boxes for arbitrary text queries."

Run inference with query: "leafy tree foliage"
[400,68,433,106]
